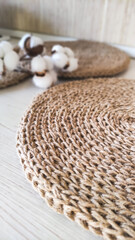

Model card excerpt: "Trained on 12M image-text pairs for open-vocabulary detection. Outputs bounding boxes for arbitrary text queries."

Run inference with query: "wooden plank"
[120,0,135,46]
[1,0,135,46]
[101,0,127,44]
[0,0,105,41]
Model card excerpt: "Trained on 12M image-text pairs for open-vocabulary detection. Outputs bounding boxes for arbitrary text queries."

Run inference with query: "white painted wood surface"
[0,0,135,46]
[0,41,135,239]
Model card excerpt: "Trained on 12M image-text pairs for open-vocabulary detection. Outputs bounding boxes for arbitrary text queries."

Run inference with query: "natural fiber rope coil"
[45,40,130,78]
[16,78,135,240]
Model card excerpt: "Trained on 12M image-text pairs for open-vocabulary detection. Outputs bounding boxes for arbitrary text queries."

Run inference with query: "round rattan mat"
[0,70,30,89]
[0,59,31,89]
[16,78,135,240]
[45,40,130,78]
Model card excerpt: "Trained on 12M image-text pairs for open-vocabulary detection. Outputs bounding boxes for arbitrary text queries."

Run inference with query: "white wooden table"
[0,43,135,239]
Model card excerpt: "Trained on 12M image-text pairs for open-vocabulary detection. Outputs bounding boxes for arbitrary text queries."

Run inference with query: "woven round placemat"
[45,40,130,78]
[16,78,135,240]
[0,60,31,89]
[0,70,30,89]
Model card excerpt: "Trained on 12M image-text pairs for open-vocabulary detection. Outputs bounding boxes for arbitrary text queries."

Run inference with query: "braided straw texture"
[45,40,130,78]
[0,61,30,89]
[16,78,135,240]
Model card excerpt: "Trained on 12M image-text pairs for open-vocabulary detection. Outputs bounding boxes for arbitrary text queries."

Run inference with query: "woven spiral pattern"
[16,78,135,240]
[45,40,130,78]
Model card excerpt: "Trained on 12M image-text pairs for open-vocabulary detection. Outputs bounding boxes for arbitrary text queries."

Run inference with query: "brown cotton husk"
[24,37,44,56]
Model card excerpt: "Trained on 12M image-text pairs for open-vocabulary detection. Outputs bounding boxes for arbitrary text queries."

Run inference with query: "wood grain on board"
[0,0,135,46]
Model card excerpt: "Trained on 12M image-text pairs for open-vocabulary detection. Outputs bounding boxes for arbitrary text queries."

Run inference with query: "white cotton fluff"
[64,47,74,58]
[42,46,46,55]
[4,50,19,71]
[0,46,4,58]
[51,52,68,69]
[30,36,43,48]
[18,33,31,49]
[33,73,53,89]
[0,41,13,55]
[51,45,64,53]
[43,56,53,71]
[0,59,3,74]
[50,70,57,83]
[63,58,78,72]
[31,55,46,73]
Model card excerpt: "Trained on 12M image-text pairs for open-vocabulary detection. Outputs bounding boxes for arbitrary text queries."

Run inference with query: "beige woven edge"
[59,58,130,79]
[45,40,130,79]
[0,70,30,89]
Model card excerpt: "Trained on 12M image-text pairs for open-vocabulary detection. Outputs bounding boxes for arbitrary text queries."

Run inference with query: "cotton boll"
[50,70,57,84]
[0,46,4,58]
[19,34,44,56]
[44,56,53,71]
[31,55,46,73]
[63,58,78,72]
[0,59,3,74]
[52,52,68,69]
[4,50,19,71]
[51,45,64,54]
[33,73,53,89]
[30,36,43,48]
[64,47,74,58]
[0,41,13,55]
[18,33,31,49]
